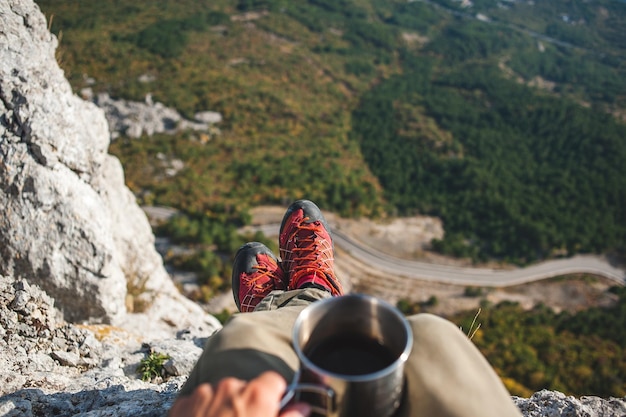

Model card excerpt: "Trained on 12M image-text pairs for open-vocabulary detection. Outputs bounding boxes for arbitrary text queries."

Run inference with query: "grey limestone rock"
[194,111,223,125]
[1,0,127,323]
[148,339,204,378]
[513,390,626,417]
[0,379,185,417]
[0,275,208,415]
[94,92,221,140]
[0,0,220,337]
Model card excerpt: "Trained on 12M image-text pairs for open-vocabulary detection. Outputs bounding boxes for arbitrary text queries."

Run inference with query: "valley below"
[146,206,625,318]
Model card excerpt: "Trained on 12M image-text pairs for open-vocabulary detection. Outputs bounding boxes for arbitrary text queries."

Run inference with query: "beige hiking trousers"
[179,289,522,417]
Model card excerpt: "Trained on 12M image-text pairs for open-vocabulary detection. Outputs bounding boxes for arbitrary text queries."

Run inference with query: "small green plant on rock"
[138,350,171,382]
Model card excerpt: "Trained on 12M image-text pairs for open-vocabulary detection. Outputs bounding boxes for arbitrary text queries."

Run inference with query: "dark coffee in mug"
[305,333,397,376]
[287,294,413,417]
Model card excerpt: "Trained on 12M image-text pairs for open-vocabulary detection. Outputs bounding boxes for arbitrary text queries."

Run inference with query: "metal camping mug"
[280,294,413,417]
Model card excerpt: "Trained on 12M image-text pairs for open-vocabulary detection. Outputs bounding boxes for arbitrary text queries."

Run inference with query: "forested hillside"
[353,60,626,263]
[37,0,625,265]
[451,286,626,397]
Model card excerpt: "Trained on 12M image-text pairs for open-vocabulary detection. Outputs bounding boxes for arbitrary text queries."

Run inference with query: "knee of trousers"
[399,313,522,417]
[210,310,300,375]
[180,311,301,395]
[213,311,297,352]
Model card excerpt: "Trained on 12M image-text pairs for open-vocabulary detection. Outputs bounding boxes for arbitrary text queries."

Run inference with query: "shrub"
[137,351,170,382]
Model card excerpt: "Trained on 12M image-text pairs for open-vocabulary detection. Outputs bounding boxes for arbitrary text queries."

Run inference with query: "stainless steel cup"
[281,294,412,417]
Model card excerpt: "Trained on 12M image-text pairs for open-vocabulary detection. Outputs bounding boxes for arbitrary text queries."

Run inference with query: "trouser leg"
[398,313,522,417]
[178,288,330,397]
[179,294,521,417]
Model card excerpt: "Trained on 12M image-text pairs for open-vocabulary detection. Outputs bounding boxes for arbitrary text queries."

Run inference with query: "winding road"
[251,223,626,288]
[142,206,625,288]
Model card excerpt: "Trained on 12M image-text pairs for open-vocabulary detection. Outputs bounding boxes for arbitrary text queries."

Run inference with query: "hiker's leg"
[181,199,343,397]
[398,313,522,417]
[178,288,331,397]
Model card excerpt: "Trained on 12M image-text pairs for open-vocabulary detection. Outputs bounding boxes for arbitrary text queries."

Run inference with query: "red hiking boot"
[279,200,343,296]
[231,242,286,312]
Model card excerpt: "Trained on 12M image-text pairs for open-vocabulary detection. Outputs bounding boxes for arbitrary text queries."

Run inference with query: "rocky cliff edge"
[0,0,220,336]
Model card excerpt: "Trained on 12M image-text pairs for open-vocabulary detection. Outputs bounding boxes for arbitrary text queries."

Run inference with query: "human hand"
[168,371,311,417]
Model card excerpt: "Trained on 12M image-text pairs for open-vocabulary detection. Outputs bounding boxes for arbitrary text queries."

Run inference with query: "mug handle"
[280,382,334,416]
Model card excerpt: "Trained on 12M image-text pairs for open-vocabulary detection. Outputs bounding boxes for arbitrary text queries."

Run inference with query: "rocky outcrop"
[92,92,222,140]
[514,391,626,417]
[1,0,122,322]
[0,0,219,335]
[0,275,205,416]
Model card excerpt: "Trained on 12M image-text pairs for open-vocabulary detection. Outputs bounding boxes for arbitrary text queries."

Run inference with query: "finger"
[168,383,214,417]
[236,371,287,414]
[202,377,247,417]
[249,371,288,402]
[212,377,247,402]
[280,402,312,417]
